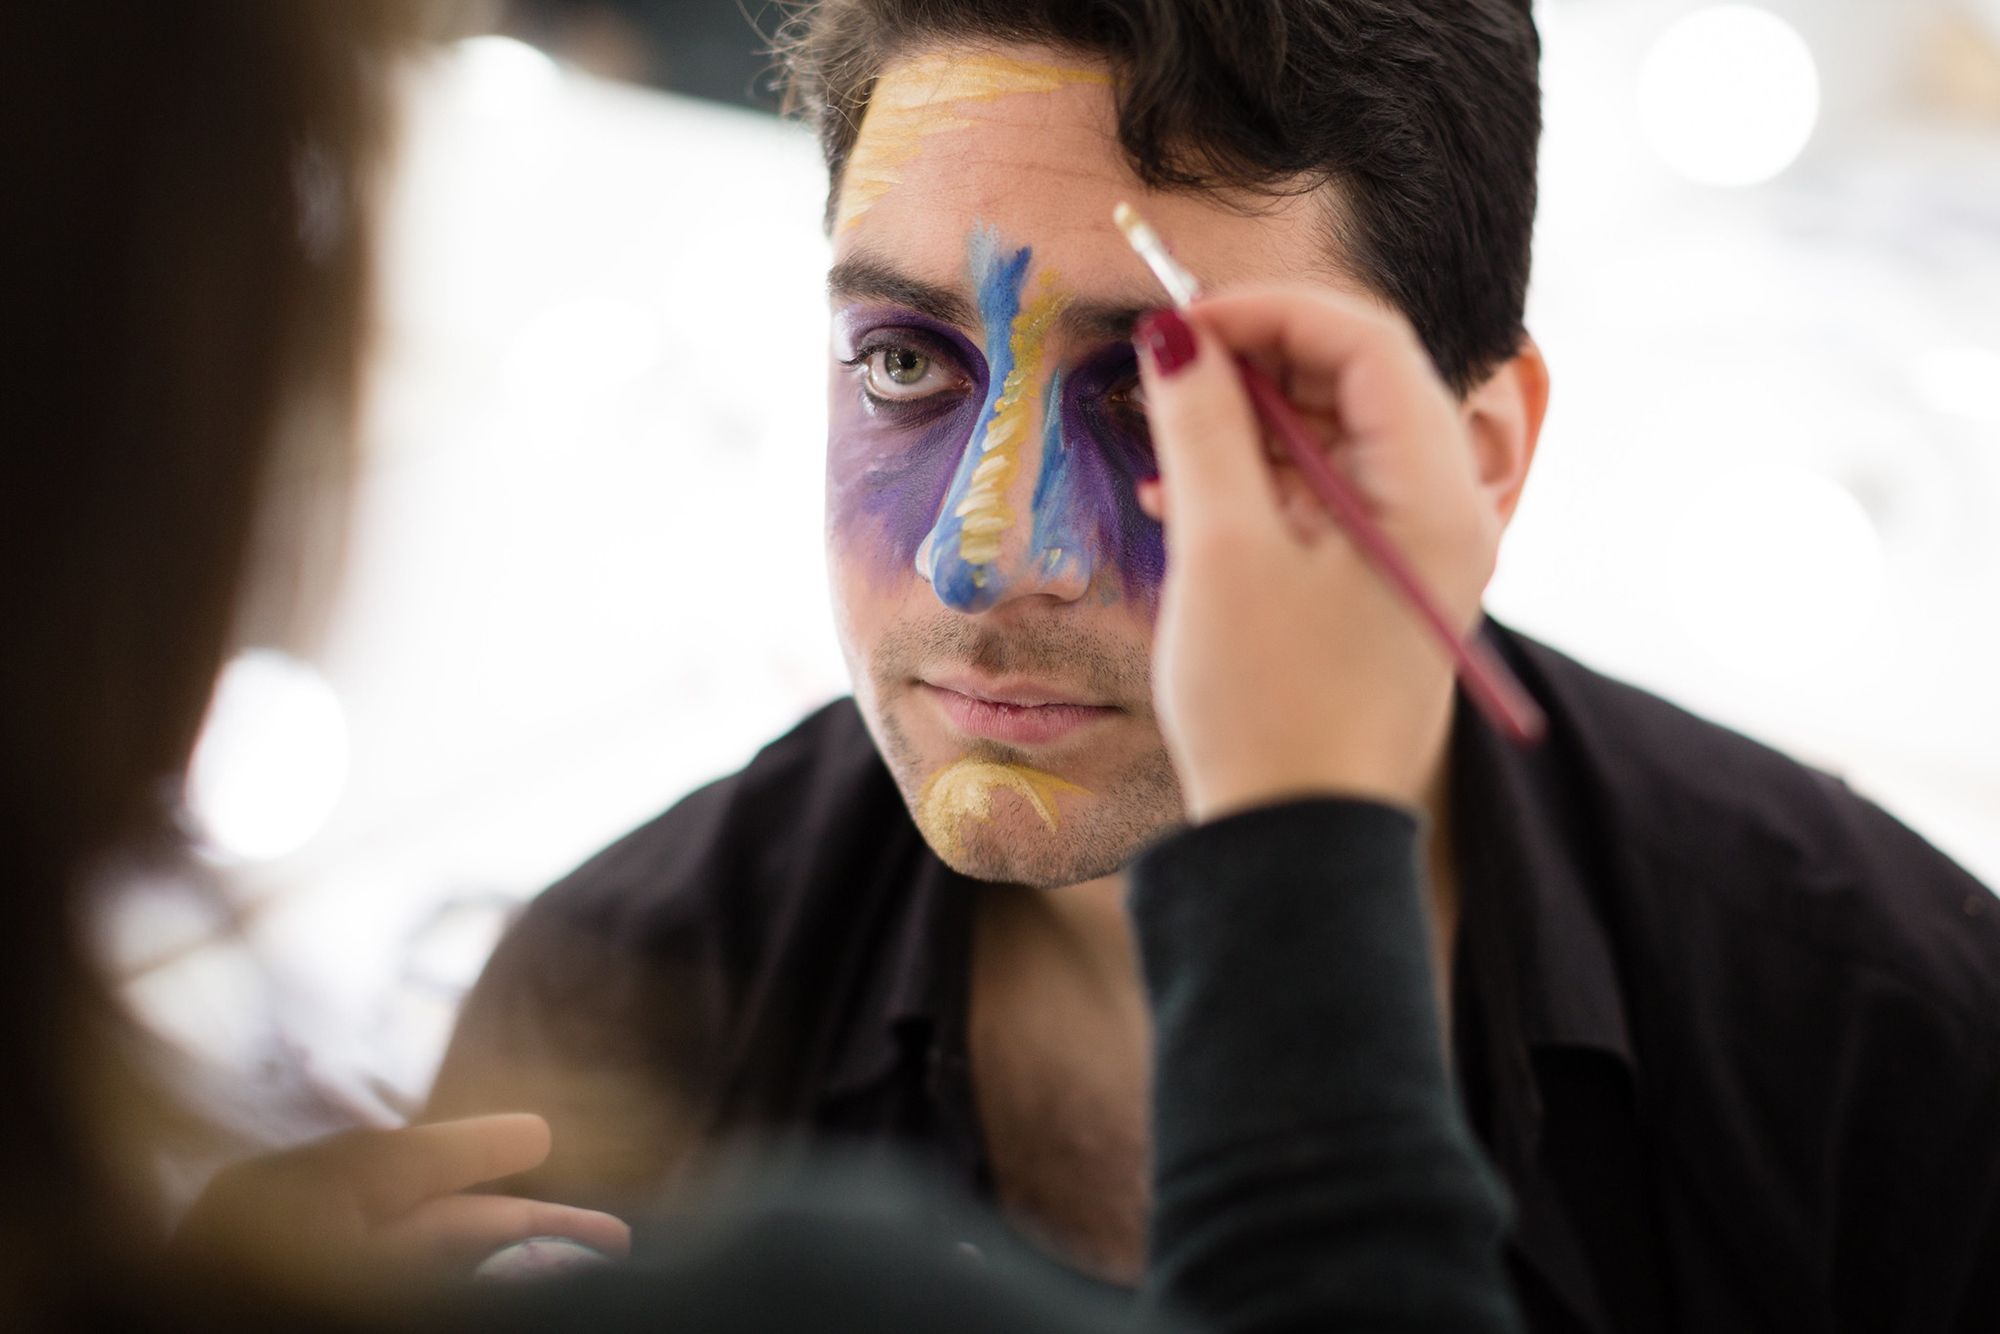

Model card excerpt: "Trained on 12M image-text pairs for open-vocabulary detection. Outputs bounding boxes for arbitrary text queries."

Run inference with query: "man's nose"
[916,376,1096,612]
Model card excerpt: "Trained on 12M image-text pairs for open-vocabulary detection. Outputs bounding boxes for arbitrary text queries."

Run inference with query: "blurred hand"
[173,1112,631,1287]
[1134,291,1499,820]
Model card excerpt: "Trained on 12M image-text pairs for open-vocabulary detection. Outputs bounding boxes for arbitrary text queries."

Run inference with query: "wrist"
[1186,773,1421,826]
[1176,699,1451,825]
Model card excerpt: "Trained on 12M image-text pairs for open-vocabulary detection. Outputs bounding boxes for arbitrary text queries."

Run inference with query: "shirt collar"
[1452,622,1648,1334]
[817,832,975,1103]
[1451,620,1637,1065]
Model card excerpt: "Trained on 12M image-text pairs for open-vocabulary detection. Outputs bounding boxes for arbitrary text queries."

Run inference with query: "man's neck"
[970,870,1154,1282]
[980,871,1145,1034]
[968,748,1463,1284]
[1032,872,1134,959]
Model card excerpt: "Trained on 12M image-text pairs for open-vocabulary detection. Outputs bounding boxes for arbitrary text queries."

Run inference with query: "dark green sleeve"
[1133,798,1521,1334]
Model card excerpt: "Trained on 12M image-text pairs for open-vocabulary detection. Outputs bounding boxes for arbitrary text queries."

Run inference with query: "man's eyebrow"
[828,257,976,330]
[1058,301,1153,345]
[828,255,1158,346]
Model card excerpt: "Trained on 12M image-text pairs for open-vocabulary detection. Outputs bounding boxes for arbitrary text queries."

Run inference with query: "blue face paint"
[918,227,1039,612]
[1028,372,1086,588]
[1028,351,1165,603]
[824,223,1164,609]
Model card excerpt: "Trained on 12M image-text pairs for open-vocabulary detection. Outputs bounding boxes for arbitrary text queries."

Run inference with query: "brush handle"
[1234,355,1548,748]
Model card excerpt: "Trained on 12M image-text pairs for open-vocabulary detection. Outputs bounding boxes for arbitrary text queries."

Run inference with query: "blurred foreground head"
[0,0,417,1310]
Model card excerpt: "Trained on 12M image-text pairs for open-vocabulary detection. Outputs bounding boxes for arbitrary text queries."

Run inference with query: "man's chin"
[903,752,1183,888]
[923,820,1138,888]
[854,684,1184,886]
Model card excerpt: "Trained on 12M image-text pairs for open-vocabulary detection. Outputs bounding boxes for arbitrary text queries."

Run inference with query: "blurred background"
[111,0,2000,1158]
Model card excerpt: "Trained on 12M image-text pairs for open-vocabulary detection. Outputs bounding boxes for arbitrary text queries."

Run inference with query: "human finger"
[338,1114,553,1219]
[1133,307,1273,538]
[378,1193,633,1269]
[1184,286,1456,451]
[1135,476,1164,521]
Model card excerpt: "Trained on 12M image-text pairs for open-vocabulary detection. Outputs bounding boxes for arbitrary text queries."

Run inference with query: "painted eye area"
[846,337,968,407]
[1103,375,1147,421]
[1063,346,1159,482]
[1087,355,1151,452]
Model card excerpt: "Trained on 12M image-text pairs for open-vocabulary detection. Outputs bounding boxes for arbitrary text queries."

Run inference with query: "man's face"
[825,43,1341,887]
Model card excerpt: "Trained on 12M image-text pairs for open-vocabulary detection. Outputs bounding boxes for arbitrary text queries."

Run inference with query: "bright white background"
[119,0,2000,1139]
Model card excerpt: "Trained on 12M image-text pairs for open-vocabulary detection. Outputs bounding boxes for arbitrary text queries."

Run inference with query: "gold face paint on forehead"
[835,51,1111,233]
[955,273,1069,568]
[919,759,1090,859]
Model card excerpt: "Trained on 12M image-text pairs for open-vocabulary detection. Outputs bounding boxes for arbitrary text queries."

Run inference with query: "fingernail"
[1135,308,1198,378]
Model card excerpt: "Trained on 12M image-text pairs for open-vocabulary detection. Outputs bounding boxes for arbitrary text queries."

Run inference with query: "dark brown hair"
[0,1,416,1312]
[777,0,1542,394]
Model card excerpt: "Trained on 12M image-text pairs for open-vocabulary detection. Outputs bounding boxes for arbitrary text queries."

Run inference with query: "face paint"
[1028,353,1165,599]
[918,758,1090,860]
[826,308,987,585]
[917,228,1067,611]
[826,228,1165,606]
[836,53,1111,234]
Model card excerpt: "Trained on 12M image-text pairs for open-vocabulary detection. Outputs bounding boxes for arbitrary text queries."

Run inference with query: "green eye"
[845,332,970,406]
[860,344,951,402]
[883,347,929,385]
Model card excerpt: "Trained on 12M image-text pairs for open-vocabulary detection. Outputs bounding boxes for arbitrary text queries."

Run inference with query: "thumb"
[1134,308,1270,537]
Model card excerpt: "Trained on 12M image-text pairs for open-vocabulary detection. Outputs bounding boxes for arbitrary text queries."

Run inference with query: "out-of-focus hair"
[0,1,420,1314]
[776,0,1542,394]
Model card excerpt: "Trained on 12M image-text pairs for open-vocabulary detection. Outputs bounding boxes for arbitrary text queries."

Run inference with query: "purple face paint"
[825,226,1163,609]
[1029,348,1164,603]
[825,306,990,587]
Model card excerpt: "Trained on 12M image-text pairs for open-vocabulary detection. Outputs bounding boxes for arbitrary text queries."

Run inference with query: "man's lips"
[919,676,1118,747]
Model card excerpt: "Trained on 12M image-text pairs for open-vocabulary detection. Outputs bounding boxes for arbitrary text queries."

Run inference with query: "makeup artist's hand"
[1133,293,1498,819]
[172,1112,631,1287]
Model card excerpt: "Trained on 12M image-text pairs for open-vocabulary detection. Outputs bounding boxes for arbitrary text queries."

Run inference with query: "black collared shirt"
[431,622,2000,1332]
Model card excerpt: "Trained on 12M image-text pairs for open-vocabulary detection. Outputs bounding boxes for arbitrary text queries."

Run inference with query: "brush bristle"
[1112,201,1149,243]
[1114,200,1201,305]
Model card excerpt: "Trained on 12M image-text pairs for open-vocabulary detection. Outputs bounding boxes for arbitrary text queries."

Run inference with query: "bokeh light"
[186,651,350,863]
[1668,466,1887,679]
[1637,5,1821,187]
[449,35,562,121]
[1912,344,2000,426]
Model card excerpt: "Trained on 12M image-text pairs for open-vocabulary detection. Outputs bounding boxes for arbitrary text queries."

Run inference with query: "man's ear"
[1460,335,1550,528]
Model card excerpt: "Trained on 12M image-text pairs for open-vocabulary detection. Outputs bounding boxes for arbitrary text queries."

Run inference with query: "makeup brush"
[1114,202,1547,747]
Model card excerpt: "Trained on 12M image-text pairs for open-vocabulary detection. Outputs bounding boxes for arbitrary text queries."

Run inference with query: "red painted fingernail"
[1135,308,1198,378]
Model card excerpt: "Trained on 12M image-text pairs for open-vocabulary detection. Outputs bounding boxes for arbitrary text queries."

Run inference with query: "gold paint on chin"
[919,759,1091,859]
[835,52,1111,232]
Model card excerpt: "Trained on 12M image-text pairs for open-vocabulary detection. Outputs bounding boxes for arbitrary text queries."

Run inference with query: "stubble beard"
[855,617,1185,888]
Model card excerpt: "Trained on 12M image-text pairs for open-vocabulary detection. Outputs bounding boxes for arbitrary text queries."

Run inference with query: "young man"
[431,3,2000,1328]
